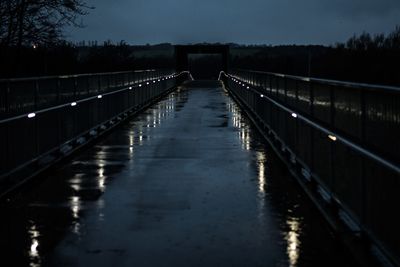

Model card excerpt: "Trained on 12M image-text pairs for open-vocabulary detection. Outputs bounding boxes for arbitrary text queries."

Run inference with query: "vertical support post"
[56,79,61,147]
[360,89,367,225]
[34,80,39,158]
[329,85,336,196]
[309,81,315,172]
[5,81,11,172]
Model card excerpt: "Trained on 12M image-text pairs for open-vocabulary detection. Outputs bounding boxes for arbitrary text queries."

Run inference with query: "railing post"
[56,79,61,146]
[6,81,10,116]
[34,80,39,158]
[360,90,367,225]
[308,81,315,172]
[329,84,335,194]
[310,81,314,117]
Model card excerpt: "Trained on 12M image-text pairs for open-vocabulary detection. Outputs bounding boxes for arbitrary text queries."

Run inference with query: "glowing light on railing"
[30,238,39,256]
[291,113,298,118]
[28,113,36,118]
[139,84,142,87]
[260,94,264,98]
[129,86,132,90]
[328,135,337,141]
[97,95,102,99]
[70,196,80,219]
[71,102,77,107]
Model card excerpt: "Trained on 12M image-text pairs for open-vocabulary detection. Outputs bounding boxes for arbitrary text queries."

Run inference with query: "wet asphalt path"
[0,81,357,267]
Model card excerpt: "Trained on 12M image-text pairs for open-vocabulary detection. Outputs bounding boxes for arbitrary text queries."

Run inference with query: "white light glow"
[28,113,36,118]
[291,113,298,118]
[71,102,77,107]
[70,196,80,219]
[30,240,39,257]
[328,135,337,141]
[146,82,149,85]
[286,218,301,267]
[97,95,102,99]
[139,84,142,87]
[129,86,132,90]
[260,94,264,98]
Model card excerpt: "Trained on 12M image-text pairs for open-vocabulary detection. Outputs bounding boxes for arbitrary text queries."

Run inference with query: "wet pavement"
[0,81,358,267]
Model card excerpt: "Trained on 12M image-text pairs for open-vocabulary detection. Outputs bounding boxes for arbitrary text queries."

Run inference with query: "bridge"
[0,45,399,267]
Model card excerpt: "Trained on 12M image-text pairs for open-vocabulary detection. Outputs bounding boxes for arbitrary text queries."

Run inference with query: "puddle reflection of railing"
[22,85,188,267]
[28,223,41,267]
[228,97,302,267]
[286,217,301,267]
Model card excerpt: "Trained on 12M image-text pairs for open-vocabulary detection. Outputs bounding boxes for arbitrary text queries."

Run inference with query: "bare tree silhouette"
[0,0,90,47]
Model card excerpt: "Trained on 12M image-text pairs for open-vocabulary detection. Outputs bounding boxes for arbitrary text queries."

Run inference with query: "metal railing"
[221,70,400,266]
[0,70,191,188]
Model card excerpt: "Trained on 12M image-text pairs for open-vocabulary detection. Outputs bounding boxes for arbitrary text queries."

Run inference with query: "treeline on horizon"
[231,26,400,86]
[1,20,400,86]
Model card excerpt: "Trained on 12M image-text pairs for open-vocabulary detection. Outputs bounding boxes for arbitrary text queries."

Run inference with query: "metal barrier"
[0,70,191,190]
[221,70,400,266]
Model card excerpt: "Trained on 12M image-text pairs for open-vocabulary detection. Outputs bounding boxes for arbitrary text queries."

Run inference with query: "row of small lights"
[26,74,179,120]
[229,75,338,142]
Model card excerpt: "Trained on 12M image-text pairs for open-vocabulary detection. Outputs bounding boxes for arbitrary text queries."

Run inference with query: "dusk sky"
[67,0,400,45]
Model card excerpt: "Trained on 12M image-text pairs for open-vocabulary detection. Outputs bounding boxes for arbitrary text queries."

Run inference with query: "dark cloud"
[66,0,400,45]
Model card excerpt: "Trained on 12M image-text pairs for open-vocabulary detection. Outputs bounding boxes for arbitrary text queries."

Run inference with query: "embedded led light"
[28,113,36,118]
[260,94,264,98]
[146,82,149,85]
[291,113,298,118]
[71,102,77,107]
[129,86,132,90]
[328,135,337,141]
[98,95,102,99]
[139,84,142,87]
[247,86,250,89]
[158,79,160,82]
[153,81,156,83]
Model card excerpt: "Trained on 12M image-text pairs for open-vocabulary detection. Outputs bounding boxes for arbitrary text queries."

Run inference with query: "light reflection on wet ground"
[0,82,357,267]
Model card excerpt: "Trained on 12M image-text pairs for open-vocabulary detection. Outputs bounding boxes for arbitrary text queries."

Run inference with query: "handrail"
[0,69,167,83]
[233,68,400,93]
[0,71,190,125]
[221,72,400,175]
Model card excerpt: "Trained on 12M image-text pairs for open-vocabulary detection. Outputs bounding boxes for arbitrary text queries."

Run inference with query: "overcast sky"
[66,0,400,45]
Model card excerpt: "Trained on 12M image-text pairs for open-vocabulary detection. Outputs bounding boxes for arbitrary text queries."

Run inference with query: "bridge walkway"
[0,81,357,267]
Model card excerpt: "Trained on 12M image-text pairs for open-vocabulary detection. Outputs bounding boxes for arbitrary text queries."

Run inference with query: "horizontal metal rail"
[0,70,191,191]
[221,70,400,266]
[224,73,399,174]
[0,73,185,125]
[234,68,400,92]
[0,69,159,83]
